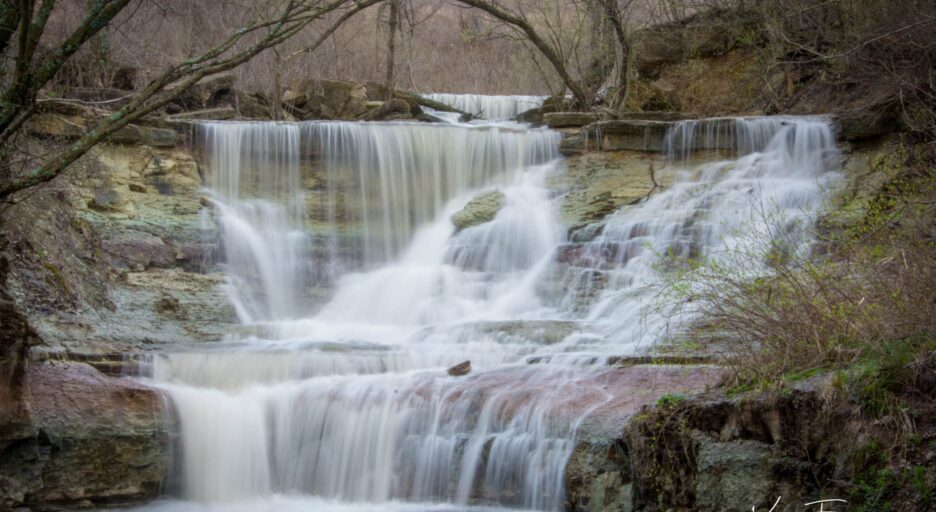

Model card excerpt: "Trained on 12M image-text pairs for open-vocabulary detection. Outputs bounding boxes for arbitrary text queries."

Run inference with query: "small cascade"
[144,115,841,512]
[423,93,546,119]
[558,117,840,349]
[199,123,306,322]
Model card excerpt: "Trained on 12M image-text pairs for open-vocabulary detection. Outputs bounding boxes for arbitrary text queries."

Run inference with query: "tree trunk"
[273,48,283,121]
[598,0,631,112]
[384,0,400,101]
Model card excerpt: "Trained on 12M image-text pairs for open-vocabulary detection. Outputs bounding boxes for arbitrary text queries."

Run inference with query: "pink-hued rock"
[0,363,170,508]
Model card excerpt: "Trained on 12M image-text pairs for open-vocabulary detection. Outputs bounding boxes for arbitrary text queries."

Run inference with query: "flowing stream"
[131,114,840,512]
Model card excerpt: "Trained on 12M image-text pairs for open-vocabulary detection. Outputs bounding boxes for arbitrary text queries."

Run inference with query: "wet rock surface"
[548,152,672,232]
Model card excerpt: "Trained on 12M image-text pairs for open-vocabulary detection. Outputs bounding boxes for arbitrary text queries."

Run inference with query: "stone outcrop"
[0,363,169,509]
[284,79,368,120]
[635,10,762,79]
[168,107,237,121]
[563,364,728,509]
[3,123,236,361]
[836,103,900,141]
[546,112,599,129]
[357,98,415,121]
[109,124,178,147]
[565,369,932,512]
[450,190,505,231]
[167,74,234,113]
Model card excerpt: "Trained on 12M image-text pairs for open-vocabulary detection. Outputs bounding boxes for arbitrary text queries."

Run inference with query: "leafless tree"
[0,0,381,201]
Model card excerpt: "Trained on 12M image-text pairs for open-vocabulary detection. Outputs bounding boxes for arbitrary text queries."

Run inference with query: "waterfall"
[140,116,841,511]
[197,121,559,320]
[423,94,546,119]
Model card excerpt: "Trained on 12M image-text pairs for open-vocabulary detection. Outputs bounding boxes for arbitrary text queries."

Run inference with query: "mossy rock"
[451,190,505,231]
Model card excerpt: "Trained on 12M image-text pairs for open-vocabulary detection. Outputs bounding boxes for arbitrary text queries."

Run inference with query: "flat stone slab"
[546,112,600,128]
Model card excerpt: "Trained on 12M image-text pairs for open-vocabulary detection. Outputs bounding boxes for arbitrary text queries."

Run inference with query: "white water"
[423,94,546,120]
[137,116,840,512]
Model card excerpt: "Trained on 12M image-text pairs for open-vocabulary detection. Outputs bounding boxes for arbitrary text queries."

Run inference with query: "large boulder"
[285,79,368,120]
[0,363,169,509]
[516,107,545,125]
[451,190,505,231]
[236,90,273,119]
[168,74,234,112]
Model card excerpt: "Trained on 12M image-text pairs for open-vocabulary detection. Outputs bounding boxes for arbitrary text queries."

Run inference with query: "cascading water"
[131,115,840,512]
[199,123,307,322]
[423,94,546,119]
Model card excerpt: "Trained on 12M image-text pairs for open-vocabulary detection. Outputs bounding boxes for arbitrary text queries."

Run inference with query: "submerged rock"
[451,190,505,231]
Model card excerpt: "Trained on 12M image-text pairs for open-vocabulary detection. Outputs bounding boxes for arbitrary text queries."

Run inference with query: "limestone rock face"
[109,124,178,147]
[451,190,505,231]
[168,107,237,121]
[836,106,899,141]
[694,439,811,511]
[0,363,169,509]
[2,134,236,358]
[26,113,87,138]
[636,30,686,78]
[549,152,670,232]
